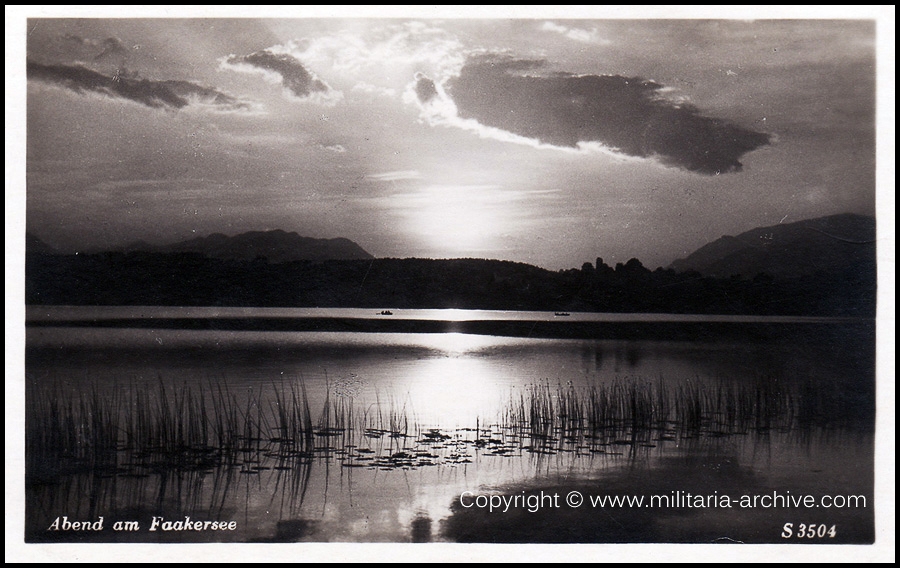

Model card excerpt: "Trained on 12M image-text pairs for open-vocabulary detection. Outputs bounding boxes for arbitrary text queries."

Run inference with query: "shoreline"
[25,316,876,342]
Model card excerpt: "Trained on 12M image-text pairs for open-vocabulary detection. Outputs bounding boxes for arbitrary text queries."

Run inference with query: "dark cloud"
[225,50,330,99]
[445,55,771,174]
[27,60,251,112]
[414,72,439,104]
[160,80,252,111]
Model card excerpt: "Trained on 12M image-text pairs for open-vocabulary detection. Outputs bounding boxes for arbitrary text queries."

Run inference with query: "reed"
[26,373,865,484]
[502,375,859,447]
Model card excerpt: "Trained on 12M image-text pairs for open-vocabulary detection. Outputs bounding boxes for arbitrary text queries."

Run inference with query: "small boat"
[379,310,393,315]
[554,312,571,317]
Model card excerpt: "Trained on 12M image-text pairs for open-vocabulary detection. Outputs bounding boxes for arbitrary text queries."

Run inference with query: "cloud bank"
[27,60,253,113]
[419,54,771,174]
[445,55,771,174]
[222,49,342,105]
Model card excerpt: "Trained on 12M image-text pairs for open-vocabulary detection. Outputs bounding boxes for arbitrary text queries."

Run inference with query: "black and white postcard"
[7,6,895,563]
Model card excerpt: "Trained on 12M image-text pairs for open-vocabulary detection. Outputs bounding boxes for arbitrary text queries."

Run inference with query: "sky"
[20,13,879,270]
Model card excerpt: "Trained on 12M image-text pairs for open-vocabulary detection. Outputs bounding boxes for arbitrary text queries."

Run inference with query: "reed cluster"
[504,377,819,441]
[26,374,863,483]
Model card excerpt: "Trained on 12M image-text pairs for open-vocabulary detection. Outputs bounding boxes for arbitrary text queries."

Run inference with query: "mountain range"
[23,230,374,262]
[26,232,57,255]
[25,214,877,315]
[26,212,876,279]
[668,213,875,279]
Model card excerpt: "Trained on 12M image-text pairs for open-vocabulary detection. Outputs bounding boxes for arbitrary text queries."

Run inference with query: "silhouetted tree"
[23,251,875,316]
[595,257,614,277]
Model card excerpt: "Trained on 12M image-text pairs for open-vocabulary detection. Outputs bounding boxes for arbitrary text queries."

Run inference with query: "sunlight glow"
[392,185,512,254]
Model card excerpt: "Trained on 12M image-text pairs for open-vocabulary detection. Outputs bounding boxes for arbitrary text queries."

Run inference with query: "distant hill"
[669,214,876,279]
[24,218,876,316]
[117,230,373,262]
[25,232,57,255]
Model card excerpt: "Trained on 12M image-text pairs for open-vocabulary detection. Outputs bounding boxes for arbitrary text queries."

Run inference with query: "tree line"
[25,251,875,317]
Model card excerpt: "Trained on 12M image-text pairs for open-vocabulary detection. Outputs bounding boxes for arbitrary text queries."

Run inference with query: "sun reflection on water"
[399,333,509,427]
[416,331,496,354]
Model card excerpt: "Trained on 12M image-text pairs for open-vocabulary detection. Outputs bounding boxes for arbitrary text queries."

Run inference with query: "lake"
[25,306,876,543]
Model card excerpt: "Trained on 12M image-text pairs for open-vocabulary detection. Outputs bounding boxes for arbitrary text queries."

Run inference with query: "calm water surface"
[25,307,875,543]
